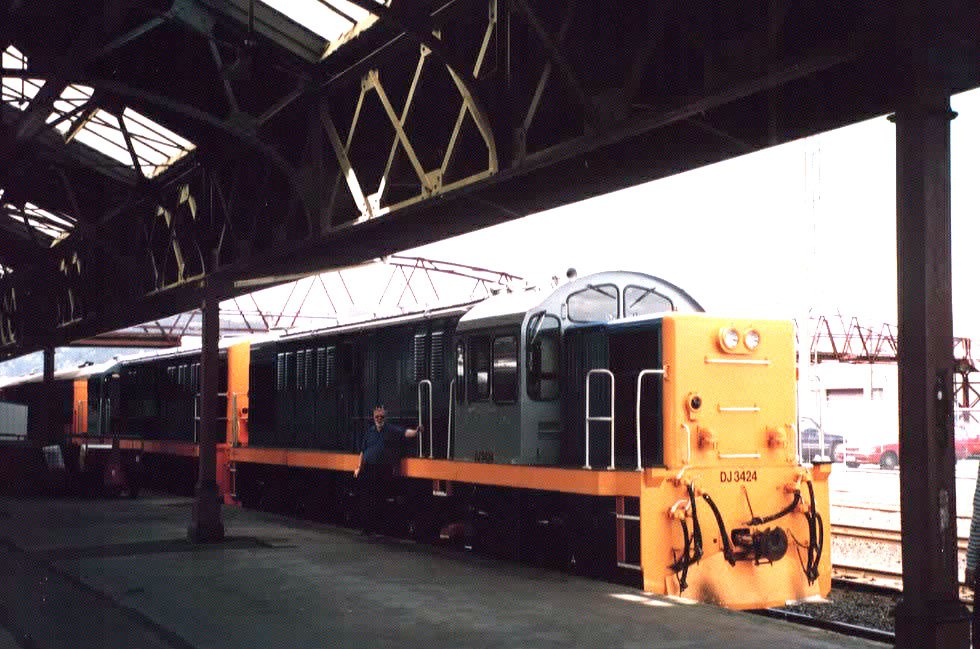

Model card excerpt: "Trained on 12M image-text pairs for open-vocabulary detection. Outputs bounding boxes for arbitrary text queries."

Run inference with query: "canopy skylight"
[1,202,77,240]
[1,46,42,109]
[2,45,196,179]
[259,0,385,43]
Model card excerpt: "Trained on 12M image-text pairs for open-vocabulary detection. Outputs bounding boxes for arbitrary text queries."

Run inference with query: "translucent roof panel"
[259,0,385,42]
[2,46,194,179]
[2,46,43,110]
[46,84,95,135]
[68,107,196,178]
[1,202,77,240]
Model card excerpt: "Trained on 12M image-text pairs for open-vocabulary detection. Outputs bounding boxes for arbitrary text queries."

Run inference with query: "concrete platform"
[0,495,883,649]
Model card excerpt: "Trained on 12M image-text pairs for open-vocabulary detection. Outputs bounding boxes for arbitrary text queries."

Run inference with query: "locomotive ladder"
[615,496,642,572]
[585,369,615,470]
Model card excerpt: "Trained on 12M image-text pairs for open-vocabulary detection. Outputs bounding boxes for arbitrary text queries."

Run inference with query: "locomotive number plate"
[719,470,757,483]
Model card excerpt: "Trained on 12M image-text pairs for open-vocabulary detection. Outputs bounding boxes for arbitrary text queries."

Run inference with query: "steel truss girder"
[316,10,500,228]
[0,0,977,359]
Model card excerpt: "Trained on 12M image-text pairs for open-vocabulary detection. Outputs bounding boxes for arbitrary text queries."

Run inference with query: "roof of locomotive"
[456,271,703,332]
[254,301,478,351]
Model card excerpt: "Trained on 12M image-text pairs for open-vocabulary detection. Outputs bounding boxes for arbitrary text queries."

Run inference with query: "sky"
[405,87,980,339]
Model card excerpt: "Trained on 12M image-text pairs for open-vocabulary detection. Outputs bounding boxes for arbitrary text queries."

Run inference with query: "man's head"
[373,406,386,427]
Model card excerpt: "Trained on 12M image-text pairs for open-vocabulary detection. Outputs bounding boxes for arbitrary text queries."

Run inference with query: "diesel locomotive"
[4,270,831,609]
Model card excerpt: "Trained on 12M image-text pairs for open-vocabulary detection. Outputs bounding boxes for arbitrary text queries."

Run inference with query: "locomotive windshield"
[566,284,619,322]
[624,285,674,317]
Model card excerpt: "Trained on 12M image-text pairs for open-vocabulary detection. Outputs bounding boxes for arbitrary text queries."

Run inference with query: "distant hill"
[0,347,160,379]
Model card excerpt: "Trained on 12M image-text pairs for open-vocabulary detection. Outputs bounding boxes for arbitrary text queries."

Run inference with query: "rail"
[585,369,614,470]
[417,380,433,458]
[635,369,665,471]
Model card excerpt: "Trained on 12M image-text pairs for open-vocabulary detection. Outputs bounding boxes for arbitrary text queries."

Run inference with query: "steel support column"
[893,86,968,647]
[36,346,55,445]
[188,281,224,543]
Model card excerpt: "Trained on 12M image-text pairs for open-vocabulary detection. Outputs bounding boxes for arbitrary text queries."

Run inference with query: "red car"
[837,425,980,469]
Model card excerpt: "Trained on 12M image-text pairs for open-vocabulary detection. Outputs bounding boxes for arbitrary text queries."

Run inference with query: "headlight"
[744,329,761,350]
[720,327,740,351]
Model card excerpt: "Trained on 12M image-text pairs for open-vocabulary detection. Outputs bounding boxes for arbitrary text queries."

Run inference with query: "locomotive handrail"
[417,380,433,458]
[231,393,240,447]
[74,400,84,436]
[447,379,456,459]
[636,369,666,471]
[585,369,615,470]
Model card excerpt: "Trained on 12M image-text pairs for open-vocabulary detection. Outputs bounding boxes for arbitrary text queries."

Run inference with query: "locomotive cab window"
[527,313,560,401]
[492,336,518,403]
[468,336,491,401]
[624,285,674,317]
[567,284,619,322]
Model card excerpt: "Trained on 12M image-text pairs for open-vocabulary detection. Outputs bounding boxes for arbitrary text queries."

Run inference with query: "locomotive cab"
[451,271,702,466]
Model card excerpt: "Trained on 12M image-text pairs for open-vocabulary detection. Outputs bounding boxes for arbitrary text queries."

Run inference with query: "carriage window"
[624,285,674,317]
[468,336,491,401]
[492,336,518,403]
[567,284,619,322]
[527,313,560,401]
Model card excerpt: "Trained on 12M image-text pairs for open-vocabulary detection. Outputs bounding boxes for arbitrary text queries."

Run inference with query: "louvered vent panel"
[414,333,428,382]
[316,348,326,387]
[326,346,336,387]
[430,331,444,380]
[296,350,306,390]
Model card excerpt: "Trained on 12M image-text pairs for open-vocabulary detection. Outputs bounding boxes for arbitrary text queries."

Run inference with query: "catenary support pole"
[892,80,968,647]
[188,280,225,542]
[37,346,54,445]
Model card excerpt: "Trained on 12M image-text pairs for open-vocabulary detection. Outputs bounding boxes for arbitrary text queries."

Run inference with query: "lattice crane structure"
[801,313,980,411]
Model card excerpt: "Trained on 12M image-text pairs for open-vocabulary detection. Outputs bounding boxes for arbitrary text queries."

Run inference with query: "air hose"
[700,492,736,566]
[669,484,704,592]
[803,480,824,583]
[747,490,802,526]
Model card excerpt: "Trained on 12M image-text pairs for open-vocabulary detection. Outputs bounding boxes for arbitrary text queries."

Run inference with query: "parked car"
[798,417,844,464]
[836,424,980,469]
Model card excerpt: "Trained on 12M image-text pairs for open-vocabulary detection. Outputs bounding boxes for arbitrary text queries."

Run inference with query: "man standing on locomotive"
[354,405,420,536]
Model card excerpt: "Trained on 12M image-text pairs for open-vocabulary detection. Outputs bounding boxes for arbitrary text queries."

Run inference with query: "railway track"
[829,523,972,600]
[833,502,973,522]
[756,608,895,644]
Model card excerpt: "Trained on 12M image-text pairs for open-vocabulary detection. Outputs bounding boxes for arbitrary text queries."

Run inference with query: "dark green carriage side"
[248,314,459,456]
